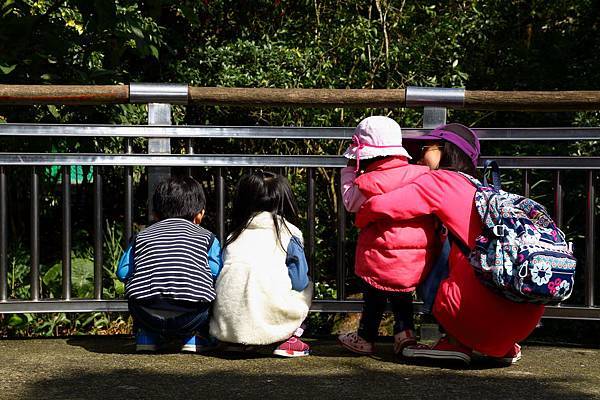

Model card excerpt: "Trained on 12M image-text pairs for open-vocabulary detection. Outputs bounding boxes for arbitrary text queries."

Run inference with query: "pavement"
[0,337,599,400]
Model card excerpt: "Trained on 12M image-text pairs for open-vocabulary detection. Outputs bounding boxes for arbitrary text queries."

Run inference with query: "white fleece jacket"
[209,212,313,345]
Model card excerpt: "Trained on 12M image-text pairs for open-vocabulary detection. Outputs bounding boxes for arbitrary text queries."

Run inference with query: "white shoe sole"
[272,349,310,358]
[136,344,158,352]
[403,348,471,364]
[181,344,197,352]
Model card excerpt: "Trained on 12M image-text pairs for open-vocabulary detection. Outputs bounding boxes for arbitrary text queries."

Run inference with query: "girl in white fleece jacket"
[209,171,313,357]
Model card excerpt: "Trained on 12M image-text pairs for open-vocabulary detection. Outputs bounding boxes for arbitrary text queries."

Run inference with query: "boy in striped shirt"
[117,176,222,352]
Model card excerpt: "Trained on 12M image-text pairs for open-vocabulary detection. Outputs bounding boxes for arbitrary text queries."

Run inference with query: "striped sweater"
[124,218,217,303]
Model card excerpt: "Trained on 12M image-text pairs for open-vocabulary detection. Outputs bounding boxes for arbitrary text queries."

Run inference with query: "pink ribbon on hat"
[349,134,407,172]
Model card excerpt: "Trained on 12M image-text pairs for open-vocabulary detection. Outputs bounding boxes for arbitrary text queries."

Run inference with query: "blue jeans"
[128,298,211,338]
[418,238,451,315]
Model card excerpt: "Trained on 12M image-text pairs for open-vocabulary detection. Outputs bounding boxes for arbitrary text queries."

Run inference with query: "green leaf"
[0,64,16,74]
[149,45,159,59]
[47,105,60,119]
[131,26,144,39]
[71,257,94,298]
[7,313,25,327]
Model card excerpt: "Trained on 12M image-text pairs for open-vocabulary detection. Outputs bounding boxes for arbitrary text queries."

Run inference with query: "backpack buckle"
[492,225,505,237]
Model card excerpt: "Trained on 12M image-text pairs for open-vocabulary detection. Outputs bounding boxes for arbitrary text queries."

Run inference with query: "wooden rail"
[0,85,129,105]
[2,84,600,110]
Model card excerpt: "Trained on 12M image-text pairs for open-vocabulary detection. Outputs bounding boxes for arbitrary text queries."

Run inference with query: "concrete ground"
[0,337,599,400]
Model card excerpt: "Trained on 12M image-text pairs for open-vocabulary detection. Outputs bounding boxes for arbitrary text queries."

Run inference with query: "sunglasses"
[420,144,442,154]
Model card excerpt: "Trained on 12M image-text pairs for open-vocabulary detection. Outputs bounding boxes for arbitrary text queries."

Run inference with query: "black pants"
[129,298,211,338]
[357,284,414,342]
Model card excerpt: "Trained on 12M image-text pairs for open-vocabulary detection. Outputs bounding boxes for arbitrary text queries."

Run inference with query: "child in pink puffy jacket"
[338,116,441,356]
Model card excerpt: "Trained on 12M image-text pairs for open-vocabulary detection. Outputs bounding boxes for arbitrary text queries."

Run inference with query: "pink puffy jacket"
[356,169,545,356]
[348,157,441,292]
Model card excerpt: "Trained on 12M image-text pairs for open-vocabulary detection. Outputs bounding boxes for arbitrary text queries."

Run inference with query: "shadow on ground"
[17,366,596,400]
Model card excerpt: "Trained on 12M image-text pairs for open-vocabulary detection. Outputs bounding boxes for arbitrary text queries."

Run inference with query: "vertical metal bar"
[62,166,71,300]
[30,167,39,301]
[585,171,595,307]
[147,103,172,222]
[553,170,564,227]
[187,138,194,178]
[422,107,447,128]
[523,169,531,197]
[0,166,6,301]
[216,167,225,245]
[307,167,316,283]
[336,174,346,300]
[125,139,133,243]
[94,167,103,300]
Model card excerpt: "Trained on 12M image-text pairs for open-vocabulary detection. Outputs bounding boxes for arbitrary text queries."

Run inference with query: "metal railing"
[0,85,597,321]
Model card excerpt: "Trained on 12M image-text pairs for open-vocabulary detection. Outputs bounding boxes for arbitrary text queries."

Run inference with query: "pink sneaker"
[273,336,310,358]
[500,343,522,364]
[402,336,472,364]
[393,329,417,355]
[338,332,374,355]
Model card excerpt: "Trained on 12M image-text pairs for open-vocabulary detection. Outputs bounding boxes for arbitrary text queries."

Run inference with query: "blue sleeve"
[286,236,310,292]
[208,236,223,279]
[116,243,135,282]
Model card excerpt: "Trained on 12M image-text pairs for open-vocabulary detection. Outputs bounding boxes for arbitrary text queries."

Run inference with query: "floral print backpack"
[458,161,576,305]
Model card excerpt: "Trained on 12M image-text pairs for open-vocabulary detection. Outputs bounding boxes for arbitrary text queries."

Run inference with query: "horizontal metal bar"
[0,300,129,313]
[0,154,597,169]
[0,154,347,167]
[488,157,600,169]
[541,306,600,320]
[2,124,600,140]
[0,299,597,321]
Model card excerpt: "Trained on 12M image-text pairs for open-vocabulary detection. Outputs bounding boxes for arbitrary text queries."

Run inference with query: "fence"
[0,85,597,320]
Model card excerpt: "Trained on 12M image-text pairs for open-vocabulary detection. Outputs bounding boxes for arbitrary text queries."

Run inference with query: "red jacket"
[356,169,544,356]
[353,157,440,292]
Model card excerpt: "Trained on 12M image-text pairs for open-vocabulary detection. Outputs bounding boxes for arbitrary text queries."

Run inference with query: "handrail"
[2,124,600,140]
[3,84,600,110]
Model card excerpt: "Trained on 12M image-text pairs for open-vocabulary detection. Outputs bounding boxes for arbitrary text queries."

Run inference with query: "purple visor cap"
[411,128,480,167]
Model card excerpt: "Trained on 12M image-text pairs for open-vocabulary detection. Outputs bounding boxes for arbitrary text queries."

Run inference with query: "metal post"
[585,171,595,307]
[93,167,103,300]
[147,103,172,222]
[187,138,194,178]
[553,171,564,228]
[523,169,531,197]
[125,138,133,243]
[62,166,71,300]
[307,168,316,283]
[130,83,188,223]
[0,166,6,301]
[419,106,446,339]
[30,167,39,301]
[336,177,346,300]
[423,107,447,129]
[216,167,225,244]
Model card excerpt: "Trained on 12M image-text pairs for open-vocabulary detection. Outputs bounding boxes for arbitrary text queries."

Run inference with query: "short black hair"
[152,176,206,221]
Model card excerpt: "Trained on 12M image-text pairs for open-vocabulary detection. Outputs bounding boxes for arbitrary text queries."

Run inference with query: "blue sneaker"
[136,328,162,352]
[181,335,220,353]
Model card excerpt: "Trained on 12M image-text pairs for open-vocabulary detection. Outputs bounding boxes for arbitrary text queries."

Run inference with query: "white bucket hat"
[343,116,412,163]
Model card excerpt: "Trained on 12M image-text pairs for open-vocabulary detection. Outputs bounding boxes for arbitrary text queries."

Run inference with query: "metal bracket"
[406,86,465,108]
[130,83,189,105]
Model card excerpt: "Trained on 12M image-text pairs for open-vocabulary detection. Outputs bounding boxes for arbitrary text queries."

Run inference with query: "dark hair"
[437,124,480,178]
[225,170,299,249]
[152,176,206,222]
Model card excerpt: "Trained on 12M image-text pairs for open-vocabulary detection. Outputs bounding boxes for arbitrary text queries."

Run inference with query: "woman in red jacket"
[356,123,544,365]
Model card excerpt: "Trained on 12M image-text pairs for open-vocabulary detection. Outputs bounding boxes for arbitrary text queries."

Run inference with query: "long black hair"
[225,170,299,250]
